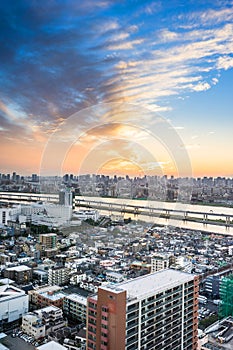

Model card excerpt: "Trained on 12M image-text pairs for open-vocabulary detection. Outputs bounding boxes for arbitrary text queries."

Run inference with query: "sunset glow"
[0,1,233,177]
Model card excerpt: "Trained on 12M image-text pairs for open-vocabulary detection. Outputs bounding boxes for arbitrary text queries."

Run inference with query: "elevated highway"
[0,192,232,227]
[74,198,233,227]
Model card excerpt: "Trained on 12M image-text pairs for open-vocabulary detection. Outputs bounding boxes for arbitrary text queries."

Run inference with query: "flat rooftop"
[100,269,195,300]
[37,341,67,350]
[39,305,60,313]
[40,291,66,301]
[6,265,31,272]
[64,293,87,306]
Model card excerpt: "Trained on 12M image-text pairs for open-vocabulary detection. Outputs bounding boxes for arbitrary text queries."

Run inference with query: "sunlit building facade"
[87,269,199,350]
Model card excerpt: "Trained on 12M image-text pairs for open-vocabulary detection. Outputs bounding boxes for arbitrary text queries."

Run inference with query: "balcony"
[127,319,138,330]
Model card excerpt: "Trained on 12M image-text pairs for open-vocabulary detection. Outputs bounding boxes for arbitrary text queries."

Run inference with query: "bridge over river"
[74,197,233,227]
[1,192,233,232]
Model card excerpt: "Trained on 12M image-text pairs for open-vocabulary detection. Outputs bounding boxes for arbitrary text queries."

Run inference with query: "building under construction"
[219,274,233,318]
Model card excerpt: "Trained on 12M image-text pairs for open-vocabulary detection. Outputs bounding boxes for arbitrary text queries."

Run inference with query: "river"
[76,196,233,235]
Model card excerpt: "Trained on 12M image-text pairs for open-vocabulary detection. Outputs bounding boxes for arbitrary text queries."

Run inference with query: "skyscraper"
[87,269,199,350]
[59,189,73,207]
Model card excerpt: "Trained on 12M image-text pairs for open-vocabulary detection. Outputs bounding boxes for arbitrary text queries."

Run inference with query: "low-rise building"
[105,271,124,283]
[4,265,32,284]
[69,272,86,285]
[72,209,99,222]
[48,267,70,286]
[36,340,67,350]
[35,306,66,335]
[29,285,65,308]
[22,312,45,339]
[22,306,66,339]
[151,254,175,272]
[63,294,87,323]
[33,269,48,284]
[0,285,29,324]
[130,260,151,272]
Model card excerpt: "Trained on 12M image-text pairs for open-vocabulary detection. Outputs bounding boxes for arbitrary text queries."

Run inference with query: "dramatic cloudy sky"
[1,0,233,177]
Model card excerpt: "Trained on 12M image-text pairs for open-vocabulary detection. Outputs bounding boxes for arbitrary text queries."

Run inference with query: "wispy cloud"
[0,0,233,174]
[217,55,233,70]
[192,82,211,92]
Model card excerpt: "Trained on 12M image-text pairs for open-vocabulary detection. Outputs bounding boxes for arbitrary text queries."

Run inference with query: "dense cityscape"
[1,172,233,205]
[0,174,233,349]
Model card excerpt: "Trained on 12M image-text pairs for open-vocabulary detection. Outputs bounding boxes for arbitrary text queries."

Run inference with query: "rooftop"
[64,293,87,306]
[37,341,67,350]
[40,291,66,301]
[6,265,31,272]
[39,305,61,313]
[100,269,195,300]
[0,285,25,299]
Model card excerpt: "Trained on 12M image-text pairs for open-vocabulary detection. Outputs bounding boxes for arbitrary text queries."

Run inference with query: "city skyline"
[1,1,233,177]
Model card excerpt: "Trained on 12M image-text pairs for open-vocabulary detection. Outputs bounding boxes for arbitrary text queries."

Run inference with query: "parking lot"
[2,335,35,350]
[198,299,219,321]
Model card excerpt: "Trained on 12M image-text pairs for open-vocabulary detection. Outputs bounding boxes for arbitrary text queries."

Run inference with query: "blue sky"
[0,0,233,177]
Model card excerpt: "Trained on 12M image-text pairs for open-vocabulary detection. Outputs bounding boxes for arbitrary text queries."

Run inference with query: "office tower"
[32,173,39,182]
[87,269,199,350]
[12,172,16,181]
[59,189,73,207]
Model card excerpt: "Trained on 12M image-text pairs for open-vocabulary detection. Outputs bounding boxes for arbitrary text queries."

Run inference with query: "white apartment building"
[105,271,125,283]
[151,254,175,272]
[48,266,70,286]
[34,305,66,334]
[22,312,46,339]
[69,272,86,285]
[0,204,21,225]
[36,306,65,333]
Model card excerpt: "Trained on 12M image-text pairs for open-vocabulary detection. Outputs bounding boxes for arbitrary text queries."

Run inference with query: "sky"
[0,0,233,178]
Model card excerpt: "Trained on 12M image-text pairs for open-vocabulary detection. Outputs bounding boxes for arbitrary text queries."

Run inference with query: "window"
[101,340,108,346]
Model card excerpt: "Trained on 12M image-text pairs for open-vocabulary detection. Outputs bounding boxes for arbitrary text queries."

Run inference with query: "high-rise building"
[59,189,73,207]
[32,173,39,182]
[87,269,199,350]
